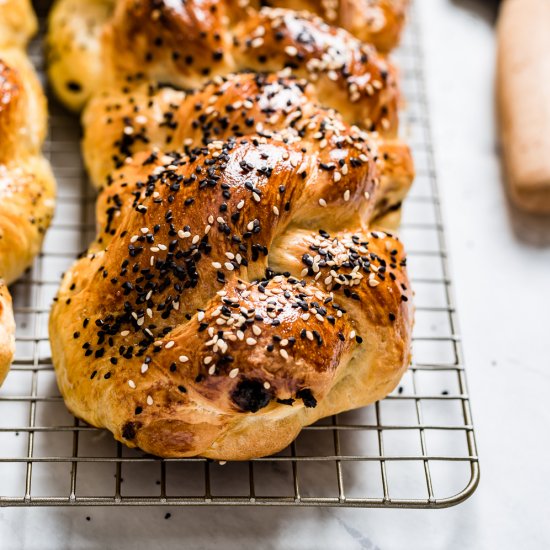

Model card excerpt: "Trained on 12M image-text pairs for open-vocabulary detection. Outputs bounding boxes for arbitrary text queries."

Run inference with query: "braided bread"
[0,7,56,385]
[48,0,414,459]
[48,0,404,116]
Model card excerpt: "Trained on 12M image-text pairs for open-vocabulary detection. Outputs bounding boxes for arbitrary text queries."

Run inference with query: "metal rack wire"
[0,1,479,508]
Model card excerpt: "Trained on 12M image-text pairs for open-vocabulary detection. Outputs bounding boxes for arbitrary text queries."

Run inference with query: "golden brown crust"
[82,73,413,227]
[231,0,409,53]
[48,0,401,126]
[50,136,413,459]
[0,282,15,386]
[0,0,37,49]
[48,0,413,458]
[0,9,56,387]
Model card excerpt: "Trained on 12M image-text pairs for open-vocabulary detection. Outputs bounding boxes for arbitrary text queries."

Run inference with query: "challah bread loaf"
[48,0,413,458]
[0,13,56,385]
[50,137,413,459]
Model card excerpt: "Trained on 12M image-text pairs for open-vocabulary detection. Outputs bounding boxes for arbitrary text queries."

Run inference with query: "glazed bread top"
[48,0,402,126]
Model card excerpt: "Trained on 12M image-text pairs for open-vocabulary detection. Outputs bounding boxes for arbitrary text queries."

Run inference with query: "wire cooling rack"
[0,1,479,508]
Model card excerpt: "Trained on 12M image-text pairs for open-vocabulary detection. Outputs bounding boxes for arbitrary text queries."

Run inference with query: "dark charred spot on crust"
[231,379,272,413]
[122,421,140,440]
[276,397,295,406]
[296,388,317,408]
[66,80,82,92]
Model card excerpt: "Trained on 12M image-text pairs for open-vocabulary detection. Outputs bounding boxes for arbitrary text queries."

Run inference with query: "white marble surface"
[2,0,550,548]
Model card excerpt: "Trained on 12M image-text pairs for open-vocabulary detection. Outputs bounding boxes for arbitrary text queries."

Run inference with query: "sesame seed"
[229,368,239,378]
[146,395,154,406]
[204,356,213,365]
[280,349,289,360]
[252,325,262,336]
[120,330,130,337]
[165,341,175,349]
[319,199,327,207]
[225,262,235,271]
[263,381,271,390]
[212,262,222,269]
[208,365,216,375]
[285,45,298,56]
[179,355,189,363]
[141,364,149,374]
[128,380,136,389]
[344,190,351,201]
[246,337,257,346]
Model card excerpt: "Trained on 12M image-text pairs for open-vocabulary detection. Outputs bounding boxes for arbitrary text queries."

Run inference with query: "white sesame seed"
[130,235,138,243]
[192,235,200,244]
[212,262,222,269]
[179,355,189,363]
[146,395,154,406]
[204,356,213,365]
[128,380,136,389]
[368,279,380,287]
[165,341,175,349]
[141,227,149,234]
[252,325,262,336]
[344,190,351,201]
[318,198,327,207]
[285,45,298,56]
[350,330,356,339]
[198,311,205,322]
[272,205,280,216]
[225,262,235,271]
[120,330,130,337]
[237,200,245,210]
[246,337,257,346]
[141,364,149,374]
[263,381,271,390]
[208,365,216,375]
[279,349,289,360]
[229,368,239,378]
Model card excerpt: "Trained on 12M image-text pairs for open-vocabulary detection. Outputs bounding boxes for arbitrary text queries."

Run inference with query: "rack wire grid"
[0,1,479,508]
